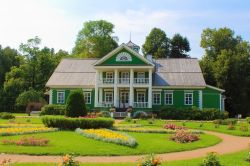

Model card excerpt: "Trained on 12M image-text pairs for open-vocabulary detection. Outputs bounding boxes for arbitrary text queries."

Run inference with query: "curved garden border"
[0,131,249,163]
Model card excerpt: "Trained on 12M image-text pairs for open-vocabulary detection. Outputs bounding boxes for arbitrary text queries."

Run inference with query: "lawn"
[10,149,250,166]
[0,131,220,156]
[121,119,250,136]
[0,117,43,124]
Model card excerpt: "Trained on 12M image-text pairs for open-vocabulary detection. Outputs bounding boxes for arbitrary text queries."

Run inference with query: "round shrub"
[66,90,87,117]
[0,112,15,119]
[246,117,250,124]
[132,111,148,119]
[201,152,221,166]
[171,130,199,143]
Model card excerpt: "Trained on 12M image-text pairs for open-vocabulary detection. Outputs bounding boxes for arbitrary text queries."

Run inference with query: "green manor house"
[46,41,225,116]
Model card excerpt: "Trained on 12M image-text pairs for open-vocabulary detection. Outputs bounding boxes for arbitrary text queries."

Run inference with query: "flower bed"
[0,124,44,128]
[2,136,49,146]
[113,127,203,134]
[171,130,200,143]
[0,127,58,136]
[164,123,187,130]
[75,128,137,147]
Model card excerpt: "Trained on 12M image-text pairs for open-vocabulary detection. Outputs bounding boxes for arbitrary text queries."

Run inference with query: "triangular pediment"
[93,44,154,66]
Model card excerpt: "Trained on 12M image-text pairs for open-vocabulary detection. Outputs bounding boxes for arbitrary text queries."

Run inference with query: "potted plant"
[127,106,133,117]
[109,106,116,118]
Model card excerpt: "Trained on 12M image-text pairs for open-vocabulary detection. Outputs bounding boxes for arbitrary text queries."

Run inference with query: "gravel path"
[0,131,249,164]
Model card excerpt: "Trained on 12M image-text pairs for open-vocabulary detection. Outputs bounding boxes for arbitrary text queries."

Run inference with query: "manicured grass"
[10,149,250,166]
[122,119,250,136]
[0,131,220,156]
[0,117,43,124]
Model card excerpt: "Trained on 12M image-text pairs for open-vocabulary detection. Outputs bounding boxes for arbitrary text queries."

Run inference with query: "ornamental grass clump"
[163,123,187,130]
[227,123,235,130]
[2,136,49,146]
[75,128,137,147]
[171,130,199,143]
[239,123,249,132]
[201,152,221,166]
[137,154,161,166]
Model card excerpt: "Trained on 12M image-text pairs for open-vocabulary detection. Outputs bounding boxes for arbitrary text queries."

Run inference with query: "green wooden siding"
[51,89,95,110]
[99,49,149,66]
[202,87,221,109]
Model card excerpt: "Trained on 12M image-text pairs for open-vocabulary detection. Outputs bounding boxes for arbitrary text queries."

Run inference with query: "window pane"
[165,93,173,105]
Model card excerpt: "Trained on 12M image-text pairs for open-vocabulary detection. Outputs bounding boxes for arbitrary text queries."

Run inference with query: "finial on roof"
[129,31,131,41]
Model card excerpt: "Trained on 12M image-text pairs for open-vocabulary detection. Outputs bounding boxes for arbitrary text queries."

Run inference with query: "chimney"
[146,54,153,62]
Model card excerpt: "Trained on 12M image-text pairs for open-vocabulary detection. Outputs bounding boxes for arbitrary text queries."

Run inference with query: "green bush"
[40,105,65,115]
[133,111,148,119]
[201,152,221,166]
[124,117,132,122]
[99,111,111,118]
[246,117,250,124]
[159,107,227,120]
[213,118,238,125]
[42,116,114,130]
[65,90,87,117]
[0,112,15,119]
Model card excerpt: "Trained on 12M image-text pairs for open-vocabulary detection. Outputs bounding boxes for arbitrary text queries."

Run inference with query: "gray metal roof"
[46,58,206,87]
[153,58,206,86]
[46,59,97,87]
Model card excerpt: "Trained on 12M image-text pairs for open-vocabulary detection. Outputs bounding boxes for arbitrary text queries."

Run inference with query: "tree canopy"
[72,20,118,58]
[170,33,190,58]
[200,27,250,117]
[142,28,170,58]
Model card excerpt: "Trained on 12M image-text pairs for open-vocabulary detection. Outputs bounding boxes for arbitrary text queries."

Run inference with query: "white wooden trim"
[152,89,162,92]
[104,89,114,91]
[164,91,173,105]
[93,44,155,66]
[83,92,91,104]
[49,89,52,104]
[152,92,161,105]
[206,85,225,92]
[135,89,147,92]
[57,90,65,104]
[199,90,203,109]
[184,92,193,105]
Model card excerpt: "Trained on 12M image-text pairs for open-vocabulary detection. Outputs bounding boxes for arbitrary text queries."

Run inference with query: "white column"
[220,94,222,111]
[94,70,99,107]
[114,69,118,107]
[99,88,103,105]
[49,89,52,104]
[199,90,203,110]
[129,69,134,107]
[148,69,152,108]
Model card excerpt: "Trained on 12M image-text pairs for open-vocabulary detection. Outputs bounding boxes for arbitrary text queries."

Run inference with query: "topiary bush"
[40,105,65,115]
[42,116,114,130]
[132,111,148,119]
[65,90,87,117]
[0,112,15,119]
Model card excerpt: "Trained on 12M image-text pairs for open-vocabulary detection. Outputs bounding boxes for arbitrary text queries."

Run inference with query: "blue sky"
[0,0,250,58]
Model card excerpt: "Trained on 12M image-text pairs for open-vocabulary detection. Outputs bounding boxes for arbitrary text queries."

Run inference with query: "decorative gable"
[94,44,154,66]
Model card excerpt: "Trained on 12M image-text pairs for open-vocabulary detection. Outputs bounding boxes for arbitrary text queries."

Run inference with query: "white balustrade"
[133,102,148,108]
[134,78,149,84]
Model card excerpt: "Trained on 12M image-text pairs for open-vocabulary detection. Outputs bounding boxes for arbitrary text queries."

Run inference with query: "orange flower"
[63,155,70,163]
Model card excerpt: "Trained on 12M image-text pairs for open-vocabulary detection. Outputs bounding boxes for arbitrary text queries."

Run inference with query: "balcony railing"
[101,78,114,84]
[133,102,148,108]
[118,78,130,84]
[113,112,128,118]
[134,78,149,84]
[98,102,113,107]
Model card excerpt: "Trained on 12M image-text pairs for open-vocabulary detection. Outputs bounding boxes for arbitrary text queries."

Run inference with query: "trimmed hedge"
[40,105,65,115]
[213,118,238,125]
[42,116,114,130]
[0,112,15,119]
[159,107,228,120]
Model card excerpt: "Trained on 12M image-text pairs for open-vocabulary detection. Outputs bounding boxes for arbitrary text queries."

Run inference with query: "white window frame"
[106,72,113,79]
[83,92,91,104]
[137,92,146,102]
[105,91,113,103]
[57,91,65,104]
[164,92,173,105]
[184,92,193,105]
[152,92,161,105]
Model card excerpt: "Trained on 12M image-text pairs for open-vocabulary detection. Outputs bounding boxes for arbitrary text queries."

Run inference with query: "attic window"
[116,52,132,62]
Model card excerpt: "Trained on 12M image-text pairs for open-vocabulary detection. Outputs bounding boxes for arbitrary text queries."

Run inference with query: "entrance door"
[119,91,129,108]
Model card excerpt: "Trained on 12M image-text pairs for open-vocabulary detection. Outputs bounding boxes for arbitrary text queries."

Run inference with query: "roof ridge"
[62,58,100,60]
